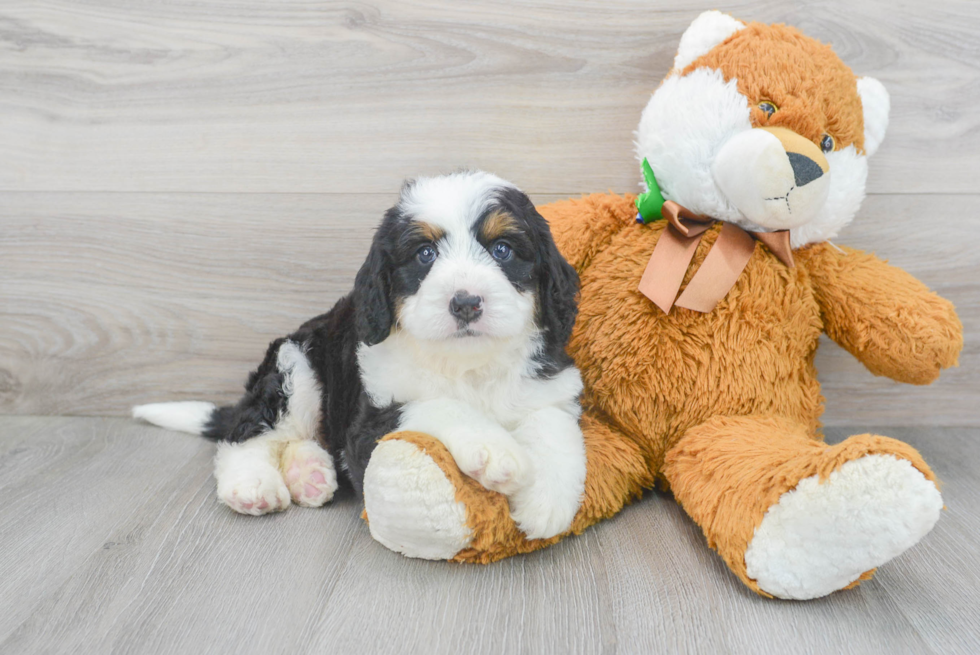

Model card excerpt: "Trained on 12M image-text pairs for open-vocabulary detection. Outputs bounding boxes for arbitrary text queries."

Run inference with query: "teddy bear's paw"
[216,461,291,516]
[363,438,472,560]
[450,434,532,497]
[744,454,943,600]
[282,440,338,507]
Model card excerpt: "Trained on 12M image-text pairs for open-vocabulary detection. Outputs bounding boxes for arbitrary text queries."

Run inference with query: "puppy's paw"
[217,463,291,516]
[282,441,338,507]
[509,484,582,540]
[451,433,532,496]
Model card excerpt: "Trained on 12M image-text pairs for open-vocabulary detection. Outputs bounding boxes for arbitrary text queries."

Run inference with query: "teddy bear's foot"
[744,453,943,600]
[363,437,472,559]
[664,416,944,599]
[362,417,654,564]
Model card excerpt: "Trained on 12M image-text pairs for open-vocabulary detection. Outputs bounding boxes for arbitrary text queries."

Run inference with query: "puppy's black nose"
[450,291,483,324]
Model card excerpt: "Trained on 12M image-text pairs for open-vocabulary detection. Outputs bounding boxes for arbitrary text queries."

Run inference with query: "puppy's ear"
[529,203,579,351]
[353,232,393,347]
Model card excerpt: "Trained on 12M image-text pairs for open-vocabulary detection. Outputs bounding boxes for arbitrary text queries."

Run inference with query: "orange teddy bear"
[361,12,963,599]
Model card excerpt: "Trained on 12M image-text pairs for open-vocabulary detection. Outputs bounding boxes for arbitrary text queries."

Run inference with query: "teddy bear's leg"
[362,413,654,563]
[662,415,943,600]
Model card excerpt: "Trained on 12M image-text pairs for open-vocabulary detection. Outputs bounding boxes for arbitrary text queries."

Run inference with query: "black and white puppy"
[134,171,586,539]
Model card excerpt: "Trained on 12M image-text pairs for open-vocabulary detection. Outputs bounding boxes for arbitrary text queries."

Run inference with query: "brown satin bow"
[637,201,795,314]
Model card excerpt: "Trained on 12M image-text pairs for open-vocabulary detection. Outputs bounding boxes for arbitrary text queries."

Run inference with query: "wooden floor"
[0,417,977,655]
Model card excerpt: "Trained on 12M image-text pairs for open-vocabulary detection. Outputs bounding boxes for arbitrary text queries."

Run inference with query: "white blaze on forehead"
[392,171,536,346]
[399,171,515,234]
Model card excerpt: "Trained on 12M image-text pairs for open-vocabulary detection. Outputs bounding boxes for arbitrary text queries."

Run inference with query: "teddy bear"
[359,12,964,600]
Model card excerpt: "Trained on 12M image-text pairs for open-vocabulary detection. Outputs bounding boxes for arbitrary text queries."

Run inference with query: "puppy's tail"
[132,401,223,438]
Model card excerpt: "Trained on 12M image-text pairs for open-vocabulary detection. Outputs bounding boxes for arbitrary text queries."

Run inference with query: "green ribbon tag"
[635,158,666,224]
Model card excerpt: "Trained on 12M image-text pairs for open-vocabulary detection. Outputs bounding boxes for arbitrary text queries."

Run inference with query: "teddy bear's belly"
[570,224,825,465]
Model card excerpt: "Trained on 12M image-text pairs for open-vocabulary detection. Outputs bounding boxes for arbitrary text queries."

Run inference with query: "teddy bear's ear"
[857,77,890,157]
[673,11,746,72]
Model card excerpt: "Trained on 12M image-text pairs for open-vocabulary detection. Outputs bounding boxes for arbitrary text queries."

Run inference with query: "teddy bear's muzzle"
[712,126,831,230]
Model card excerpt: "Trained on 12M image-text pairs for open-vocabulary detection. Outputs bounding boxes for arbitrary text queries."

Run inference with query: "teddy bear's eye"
[820,134,835,153]
[758,101,777,118]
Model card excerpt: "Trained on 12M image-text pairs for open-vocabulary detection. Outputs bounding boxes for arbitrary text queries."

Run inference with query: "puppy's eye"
[416,245,437,265]
[820,134,835,153]
[758,101,777,118]
[491,241,513,261]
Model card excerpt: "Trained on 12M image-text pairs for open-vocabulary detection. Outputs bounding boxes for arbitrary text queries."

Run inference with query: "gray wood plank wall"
[1,1,978,424]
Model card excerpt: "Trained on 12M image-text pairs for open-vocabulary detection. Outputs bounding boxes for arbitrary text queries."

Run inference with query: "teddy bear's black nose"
[787,152,824,187]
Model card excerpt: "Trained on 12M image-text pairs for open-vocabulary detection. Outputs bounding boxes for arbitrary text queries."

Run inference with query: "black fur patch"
[203,296,366,482]
[472,209,536,292]
[353,205,446,345]
[353,209,397,347]
[202,337,289,443]
[343,399,404,494]
[478,187,579,377]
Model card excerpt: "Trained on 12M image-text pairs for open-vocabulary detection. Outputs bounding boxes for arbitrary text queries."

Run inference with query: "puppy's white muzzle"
[712,126,831,230]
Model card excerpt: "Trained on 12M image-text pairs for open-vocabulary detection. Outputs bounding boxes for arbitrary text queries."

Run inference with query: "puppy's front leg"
[507,406,586,539]
[399,399,533,496]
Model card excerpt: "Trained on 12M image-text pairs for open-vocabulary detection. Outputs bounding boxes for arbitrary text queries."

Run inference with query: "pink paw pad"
[225,482,287,516]
[284,452,336,507]
[465,448,489,479]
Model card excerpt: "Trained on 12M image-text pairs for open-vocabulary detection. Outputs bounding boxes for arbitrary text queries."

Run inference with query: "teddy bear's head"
[635,11,890,247]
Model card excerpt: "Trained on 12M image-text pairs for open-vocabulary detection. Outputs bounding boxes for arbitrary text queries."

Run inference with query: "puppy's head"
[354,171,578,360]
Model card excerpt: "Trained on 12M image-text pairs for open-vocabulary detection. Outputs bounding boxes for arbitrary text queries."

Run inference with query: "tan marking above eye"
[480,210,521,242]
[413,221,445,243]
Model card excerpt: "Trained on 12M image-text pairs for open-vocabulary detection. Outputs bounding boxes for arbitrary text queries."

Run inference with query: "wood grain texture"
[2,192,977,424]
[1,0,979,194]
[829,426,980,655]
[2,2,978,652]
[0,416,209,646]
[1,418,978,654]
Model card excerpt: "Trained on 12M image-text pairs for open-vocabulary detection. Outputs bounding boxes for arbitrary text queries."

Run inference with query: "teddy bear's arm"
[797,243,963,385]
[538,193,635,272]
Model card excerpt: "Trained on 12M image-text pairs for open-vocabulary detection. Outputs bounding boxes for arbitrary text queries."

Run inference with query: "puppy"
[134,171,586,540]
